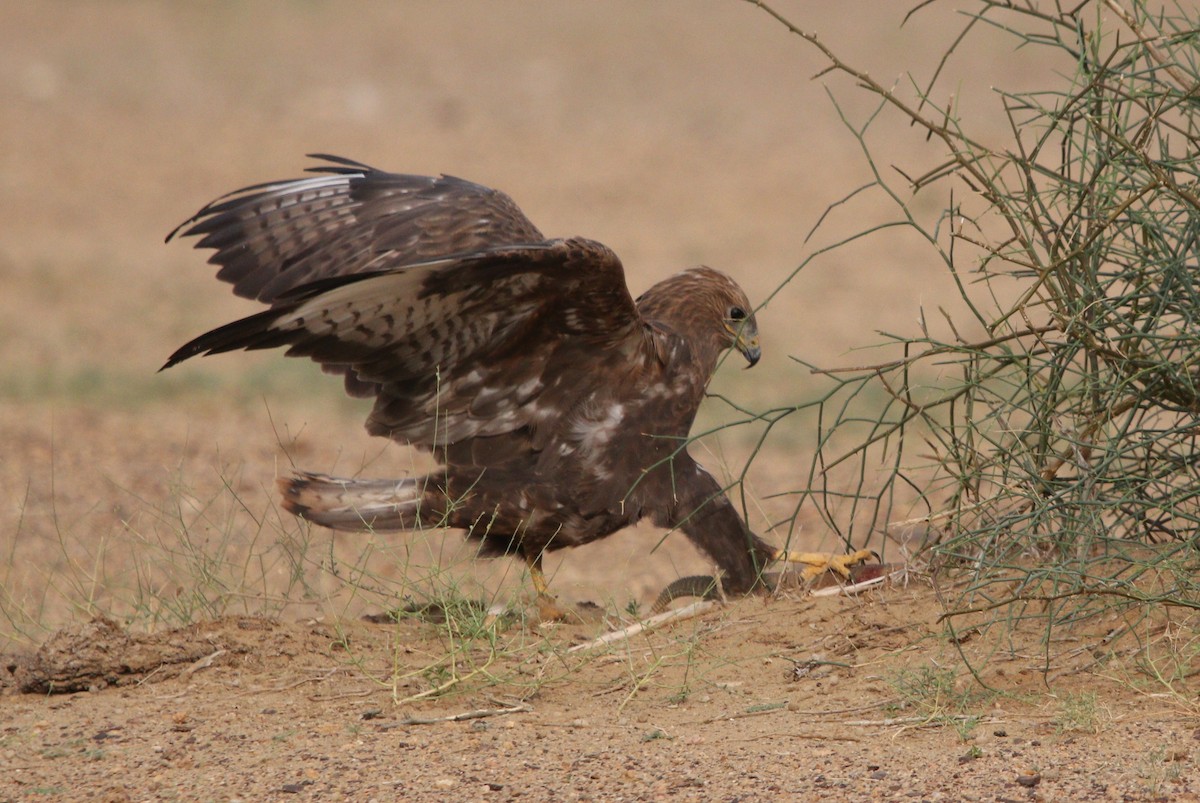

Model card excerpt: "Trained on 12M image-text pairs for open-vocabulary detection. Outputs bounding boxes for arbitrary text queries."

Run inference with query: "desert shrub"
[749,0,1200,671]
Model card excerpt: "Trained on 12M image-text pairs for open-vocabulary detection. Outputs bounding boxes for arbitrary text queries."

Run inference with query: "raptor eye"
[729,306,747,322]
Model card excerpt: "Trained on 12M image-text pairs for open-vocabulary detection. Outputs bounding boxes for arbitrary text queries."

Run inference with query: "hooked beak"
[729,324,761,368]
[739,335,761,368]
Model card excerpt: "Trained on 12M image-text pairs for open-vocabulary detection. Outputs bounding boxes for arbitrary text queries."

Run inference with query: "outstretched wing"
[167,154,545,303]
[163,237,652,452]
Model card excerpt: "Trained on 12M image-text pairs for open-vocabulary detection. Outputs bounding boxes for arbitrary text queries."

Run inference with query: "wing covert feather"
[163,239,649,451]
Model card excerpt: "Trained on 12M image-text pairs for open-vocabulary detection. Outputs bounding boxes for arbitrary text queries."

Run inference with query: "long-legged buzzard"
[163,155,871,617]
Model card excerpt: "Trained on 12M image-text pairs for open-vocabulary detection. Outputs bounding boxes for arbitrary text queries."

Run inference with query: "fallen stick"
[395,701,533,726]
[809,571,899,598]
[567,600,719,653]
[181,648,226,677]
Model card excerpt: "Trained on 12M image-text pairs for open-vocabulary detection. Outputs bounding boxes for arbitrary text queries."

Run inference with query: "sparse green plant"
[1137,746,1183,795]
[890,665,959,717]
[668,686,692,705]
[612,620,717,711]
[1122,610,1200,707]
[1054,690,1116,735]
[952,715,981,742]
[2,459,312,650]
[889,664,988,733]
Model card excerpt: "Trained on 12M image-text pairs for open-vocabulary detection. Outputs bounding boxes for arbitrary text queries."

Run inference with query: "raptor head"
[636,266,761,371]
[722,295,761,368]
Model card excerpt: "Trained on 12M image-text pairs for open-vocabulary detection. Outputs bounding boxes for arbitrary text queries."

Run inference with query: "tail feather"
[279,471,432,531]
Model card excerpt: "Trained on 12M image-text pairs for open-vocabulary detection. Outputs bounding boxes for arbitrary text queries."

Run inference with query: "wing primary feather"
[159,307,291,370]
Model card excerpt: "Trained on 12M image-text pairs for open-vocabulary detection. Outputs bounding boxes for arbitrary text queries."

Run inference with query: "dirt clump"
[6,616,289,694]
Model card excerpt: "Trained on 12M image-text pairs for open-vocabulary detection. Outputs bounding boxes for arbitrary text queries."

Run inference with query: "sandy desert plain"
[1,2,1198,800]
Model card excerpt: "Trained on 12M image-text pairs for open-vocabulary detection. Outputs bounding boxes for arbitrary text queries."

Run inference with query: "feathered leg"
[526,553,575,623]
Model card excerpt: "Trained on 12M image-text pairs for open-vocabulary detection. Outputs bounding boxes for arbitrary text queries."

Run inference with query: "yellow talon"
[527,554,576,622]
[771,548,878,581]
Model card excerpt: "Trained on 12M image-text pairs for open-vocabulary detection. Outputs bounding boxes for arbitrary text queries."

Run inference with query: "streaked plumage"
[164,155,784,606]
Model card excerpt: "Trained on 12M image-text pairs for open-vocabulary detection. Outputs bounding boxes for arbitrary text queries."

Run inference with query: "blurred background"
[0,1,1066,637]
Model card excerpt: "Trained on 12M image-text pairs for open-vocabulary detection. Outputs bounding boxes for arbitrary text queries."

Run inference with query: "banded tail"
[279,471,431,531]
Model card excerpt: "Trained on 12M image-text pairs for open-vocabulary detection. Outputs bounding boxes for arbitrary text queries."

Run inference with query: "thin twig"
[239,667,343,696]
[842,714,993,727]
[811,325,1060,375]
[397,651,498,704]
[1101,0,1198,94]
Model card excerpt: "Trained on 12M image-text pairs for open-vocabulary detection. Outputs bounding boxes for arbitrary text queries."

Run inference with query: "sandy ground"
[4,594,1199,802]
[1,1,1197,800]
